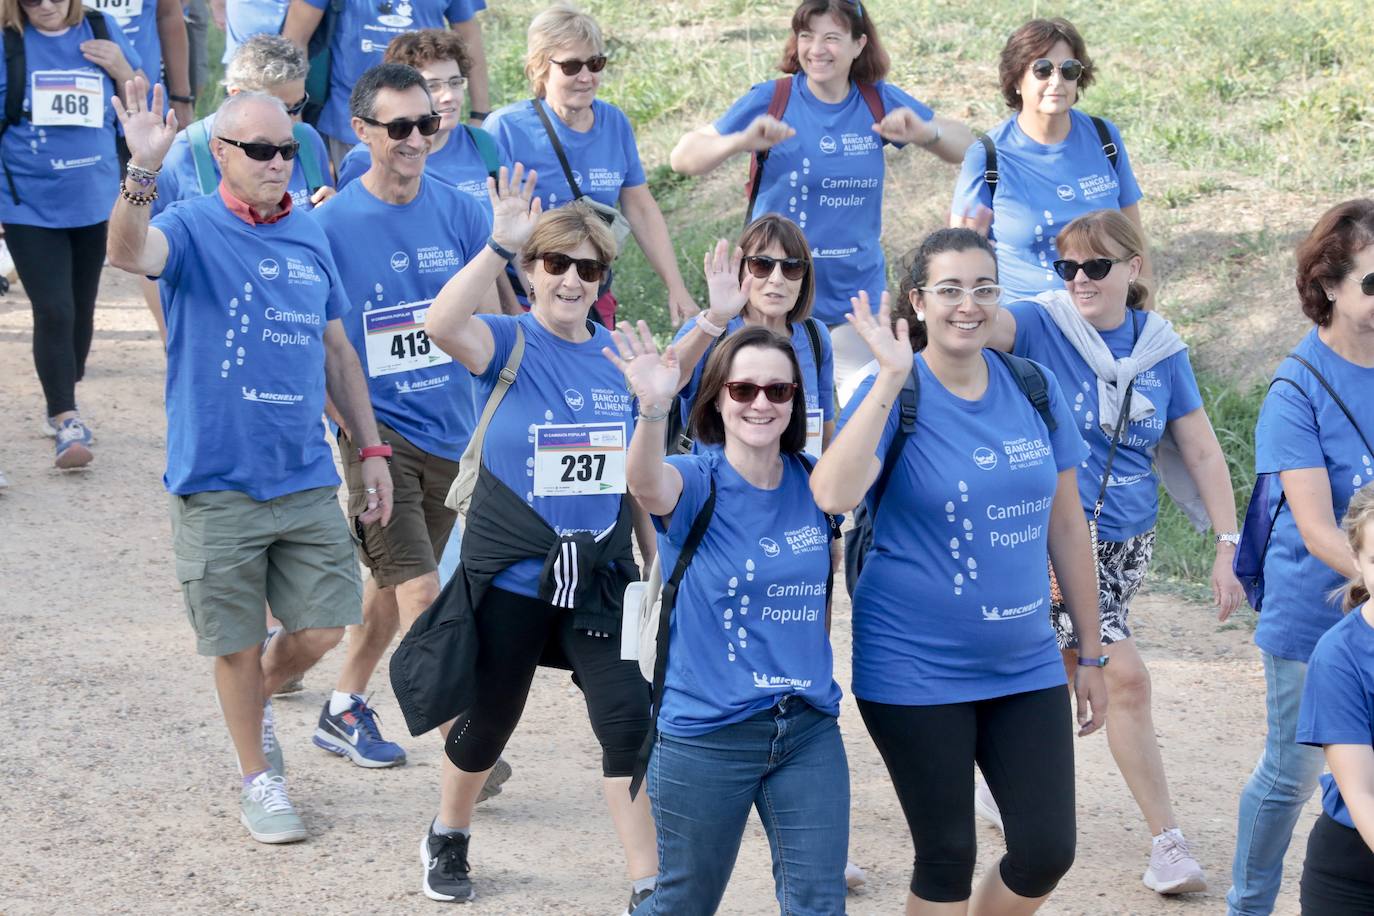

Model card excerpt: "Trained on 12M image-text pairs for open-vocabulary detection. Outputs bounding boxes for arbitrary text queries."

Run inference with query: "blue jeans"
[1226,651,1325,915]
[643,699,849,916]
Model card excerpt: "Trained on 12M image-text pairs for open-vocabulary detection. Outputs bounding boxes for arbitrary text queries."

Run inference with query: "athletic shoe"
[0,468,9,490]
[973,780,1005,834]
[273,672,305,695]
[240,770,307,844]
[53,417,93,469]
[261,699,284,776]
[42,405,88,439]
[420,821,475,902]
[0,237,14,281]
[623,887,653,914]
[477,756,512,804]
[312,695,407,768]
[844,860,867,891]
[1143,828,1208,894]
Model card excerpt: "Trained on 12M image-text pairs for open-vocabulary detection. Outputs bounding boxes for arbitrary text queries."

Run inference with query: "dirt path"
[0,271,1313,914]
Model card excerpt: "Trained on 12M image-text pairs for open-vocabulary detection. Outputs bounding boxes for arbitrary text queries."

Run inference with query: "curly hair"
[998,18,1095,110]
[1294,198,1374,326]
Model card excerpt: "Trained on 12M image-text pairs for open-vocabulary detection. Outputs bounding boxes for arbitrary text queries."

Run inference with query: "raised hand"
[846,290,910,374]
[737,115,795,154]
[112,77,178,169]
[872,107,937,146]
[702,239,751,322]
[486,163,542,253]
[603,320,682,412]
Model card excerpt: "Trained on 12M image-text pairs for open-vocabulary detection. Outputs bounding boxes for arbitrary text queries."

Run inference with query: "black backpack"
[842,351,1058,598]
[301,0,344,127]
[978,115,1119,195]
[2,10,110,205]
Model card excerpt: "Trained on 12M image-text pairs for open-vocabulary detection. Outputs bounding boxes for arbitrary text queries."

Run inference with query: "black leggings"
[445,586,650,777]
[858,686,1076,902]
[4,221,108,417]
[1301,812,1374,915]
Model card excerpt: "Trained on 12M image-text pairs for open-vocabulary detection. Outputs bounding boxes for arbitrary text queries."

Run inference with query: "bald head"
[211,92,296,215]
[213,92,292,141]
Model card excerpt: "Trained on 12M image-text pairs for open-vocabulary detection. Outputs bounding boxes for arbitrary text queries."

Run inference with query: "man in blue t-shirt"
[108,81,394,846]
[311,63,496,772]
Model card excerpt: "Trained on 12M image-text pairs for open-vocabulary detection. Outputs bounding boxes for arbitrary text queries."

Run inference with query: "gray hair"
[224,34,308,92]
[213,92,289,139]
[349,62,428,121]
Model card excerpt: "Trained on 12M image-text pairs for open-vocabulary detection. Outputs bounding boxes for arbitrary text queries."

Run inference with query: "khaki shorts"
[170,486,362,657]
[340,422,459,589]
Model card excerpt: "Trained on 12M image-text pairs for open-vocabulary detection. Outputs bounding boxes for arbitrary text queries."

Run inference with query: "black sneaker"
[420,821,475,902]
[624,886,653,915]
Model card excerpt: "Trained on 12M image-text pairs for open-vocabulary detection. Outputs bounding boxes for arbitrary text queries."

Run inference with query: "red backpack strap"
[743,78,793,224]
[856,81,885,125]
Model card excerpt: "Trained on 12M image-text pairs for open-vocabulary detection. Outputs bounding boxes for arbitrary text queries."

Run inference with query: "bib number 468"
[50,94,90,117]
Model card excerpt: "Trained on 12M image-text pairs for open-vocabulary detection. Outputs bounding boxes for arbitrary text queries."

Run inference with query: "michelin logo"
[242,386,304,405]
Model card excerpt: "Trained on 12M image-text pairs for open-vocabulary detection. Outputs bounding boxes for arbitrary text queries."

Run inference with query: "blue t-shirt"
[673,316,835,435]
[655,451,842,736]
[950,110,1143,302]
[0,14,141,228]
[1254,329,1374,661]
[1010,302,1203,540]
[87,0,162,86]
[715,75,932,326]
[483,98,646,211]
[152,194,349,500]
[223,0,288,63]
[336,126,501,207]
[301,0,484,142]
[153,112,333,216]
[841,351,1087,705]
[312,175,488,460]
[473,312,635,598]
[1298,606,1374,830]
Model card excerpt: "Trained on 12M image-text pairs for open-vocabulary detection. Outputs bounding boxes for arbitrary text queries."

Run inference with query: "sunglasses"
[723,381,798,404]
[220,137,300,162]
[918,284,1003,306]
[1356,272,1374,297]
[744,255,807,281]
[358,113,441,140]
[18,0,65,7]
[285,92,310,116]
[537,252,608,284]
[549,55,608,77]
[1053,258,1121,281]
[1030,58,1084,82]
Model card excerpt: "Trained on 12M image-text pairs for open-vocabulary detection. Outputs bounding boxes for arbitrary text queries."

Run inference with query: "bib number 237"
[533,423,627,497]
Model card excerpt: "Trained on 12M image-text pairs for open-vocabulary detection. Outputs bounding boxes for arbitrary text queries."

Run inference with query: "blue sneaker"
[313,695,407,768]
[54,417,93,469]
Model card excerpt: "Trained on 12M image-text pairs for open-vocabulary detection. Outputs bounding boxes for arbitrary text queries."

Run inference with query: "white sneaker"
[0,468,8,490]
[844,860,867,890]
[1143,828,1207,894]
[974,780,1004,834]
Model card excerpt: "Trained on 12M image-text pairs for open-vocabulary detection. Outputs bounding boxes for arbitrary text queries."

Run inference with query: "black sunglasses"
[723,381,798,404]
[549,55,608,77]
[1030,58,1084,82]
[537,252,608,284]
[744,255,807,281]
[359,113,441,140]
[285,92,310,116]
[1357,272,1374,297]
[1053,257,1120,281]
[220,137,300,162]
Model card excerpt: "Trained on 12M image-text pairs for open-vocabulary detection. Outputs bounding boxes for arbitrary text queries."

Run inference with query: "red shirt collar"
[218,183,293,226]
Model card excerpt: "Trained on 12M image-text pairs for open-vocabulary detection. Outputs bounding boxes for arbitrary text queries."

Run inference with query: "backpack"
[744,77,885,226]
[667,317,825,454]
[842,351,1058,598]
[464,123,500,180]
[187,119,328,196]
[977,115,1118,196]
[2,10,110,205]
[1233,353,1373,612]
[301,0,344,128]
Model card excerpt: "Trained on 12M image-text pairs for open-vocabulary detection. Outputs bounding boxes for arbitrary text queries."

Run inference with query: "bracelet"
[486,237,517,262]
[119,182,158,206]
[1215,531,1240,546]
[168,93,195,104]
[126,162,161,186]
[638,407,671,422]
[918,123,942,148]
[358,443,393,461]
[695,314,727,337]
[468,109,490,121]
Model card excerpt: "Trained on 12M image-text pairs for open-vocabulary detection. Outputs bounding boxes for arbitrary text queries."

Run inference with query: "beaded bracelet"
[119,182,158,206]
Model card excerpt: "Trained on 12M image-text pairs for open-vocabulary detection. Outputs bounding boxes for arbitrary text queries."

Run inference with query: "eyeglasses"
[219,137,300,162]
[537,252,608,284]
[358,113,441,140]
[918,284,1003,306]
[284,92,310,116]
[549,55,608,77]
[1053,258,1120,281]
[723,381,798,404]
[744,255,807,281]
[425,76,468,94]
[1030,58,1084,82]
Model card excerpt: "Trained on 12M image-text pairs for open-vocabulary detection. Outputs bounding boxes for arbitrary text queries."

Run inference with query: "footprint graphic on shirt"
[722,567,755,662]
[946,485,978,595]
[1355,455,1373,488]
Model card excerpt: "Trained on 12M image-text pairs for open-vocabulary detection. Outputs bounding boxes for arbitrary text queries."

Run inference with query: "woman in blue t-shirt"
[1228,198,1374,914]
[950,17,1147,303]
[979,209,1244,896]
[673,214,835,456]
[608,323,846,915]
[1297,483,1374,913]
[670,0,973,382]
[483,5,695,328]
[1,0,138,469]
[812,228,1107,912]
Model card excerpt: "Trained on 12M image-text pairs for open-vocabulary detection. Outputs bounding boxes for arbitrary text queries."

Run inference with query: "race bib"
[83,0,143,20]
[533,422,627,497]
[363,299,452,377]
[30,71,104,128]
[804,408,824,459]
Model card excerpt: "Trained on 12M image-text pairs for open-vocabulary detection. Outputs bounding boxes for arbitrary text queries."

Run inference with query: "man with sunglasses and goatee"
[107,77,394,845]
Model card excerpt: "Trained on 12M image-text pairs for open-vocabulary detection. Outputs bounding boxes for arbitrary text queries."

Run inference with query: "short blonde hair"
[5,0,84,33]
[1055,209,1152,310]
[521,202,618,274]
[524,3,604,99]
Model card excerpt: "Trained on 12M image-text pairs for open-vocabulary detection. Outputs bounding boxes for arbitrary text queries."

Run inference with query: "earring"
[915,311,925,322]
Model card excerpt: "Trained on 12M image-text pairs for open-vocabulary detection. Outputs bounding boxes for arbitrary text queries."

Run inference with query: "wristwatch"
[358,443,393,462]
[1216,532,1241,546]
[1077,656,1110,668]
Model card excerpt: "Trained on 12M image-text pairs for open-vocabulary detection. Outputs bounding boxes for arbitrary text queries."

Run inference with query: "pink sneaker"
[1142,828,1207,894]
